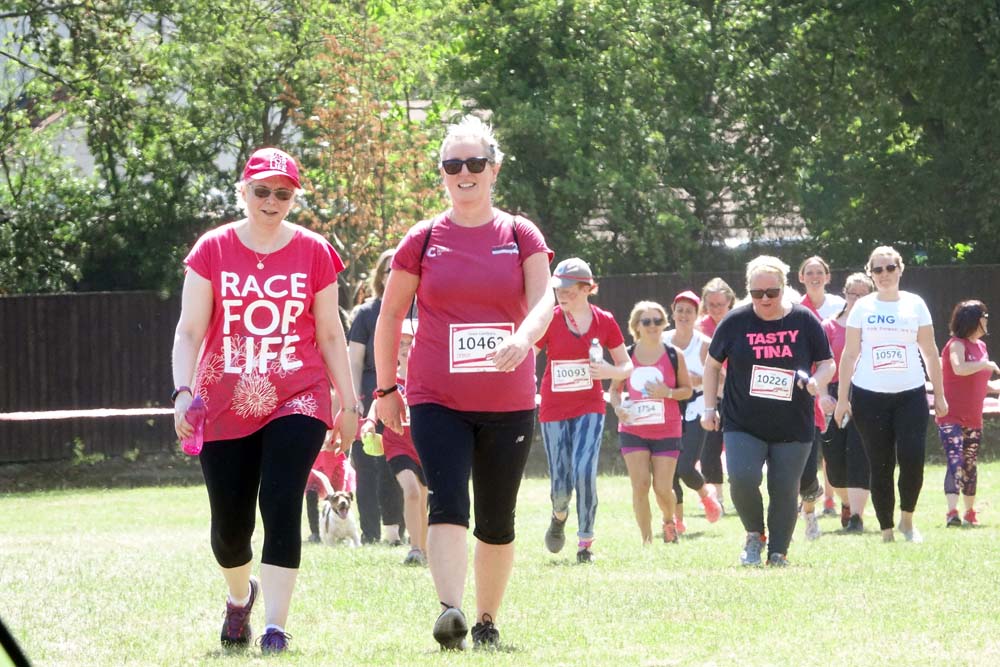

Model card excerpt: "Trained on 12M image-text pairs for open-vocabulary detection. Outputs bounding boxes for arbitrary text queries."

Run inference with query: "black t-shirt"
[347,297,381,410]
[708,303,832,443]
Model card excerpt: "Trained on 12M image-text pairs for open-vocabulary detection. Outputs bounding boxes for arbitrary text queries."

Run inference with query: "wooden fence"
[2,265,999,464]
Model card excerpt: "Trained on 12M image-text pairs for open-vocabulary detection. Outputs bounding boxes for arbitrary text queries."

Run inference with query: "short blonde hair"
[866,246,905,273]
[745,255,789,291]
[439,114,505,166]
[699,277,736,316]
[627,300,669,341]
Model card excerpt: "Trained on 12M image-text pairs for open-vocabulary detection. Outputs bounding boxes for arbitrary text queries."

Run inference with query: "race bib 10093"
[551,359,592,392]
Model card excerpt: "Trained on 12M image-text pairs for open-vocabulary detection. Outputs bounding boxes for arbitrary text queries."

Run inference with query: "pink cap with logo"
[241,147,302,189]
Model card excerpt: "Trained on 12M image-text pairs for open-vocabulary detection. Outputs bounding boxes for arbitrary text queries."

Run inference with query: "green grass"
[1,465,998,666]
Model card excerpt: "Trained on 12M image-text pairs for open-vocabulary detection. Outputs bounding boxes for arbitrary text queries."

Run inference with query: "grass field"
[1,464,998,666]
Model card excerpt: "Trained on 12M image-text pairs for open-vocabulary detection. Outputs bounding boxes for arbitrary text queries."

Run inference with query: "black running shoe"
[845,514,864,534]
[544,514,567,553]
[471,613,500,649]
[432,605,467,650]
[576,548,594,563]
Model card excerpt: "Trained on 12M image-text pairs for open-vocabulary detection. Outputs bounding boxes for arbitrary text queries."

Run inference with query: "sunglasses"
[249,184,295,201]
[844,291,868,298]
[870,264,899,274]
[441,157,490,175]
[640,317,666,327]
[749,287,781,299]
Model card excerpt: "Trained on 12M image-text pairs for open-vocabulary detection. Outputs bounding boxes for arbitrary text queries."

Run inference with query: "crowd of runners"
[171,116,999,654]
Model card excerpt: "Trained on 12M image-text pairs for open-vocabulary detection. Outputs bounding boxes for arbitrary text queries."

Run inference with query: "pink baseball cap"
[241,147,302,189]
[673,290,701,308]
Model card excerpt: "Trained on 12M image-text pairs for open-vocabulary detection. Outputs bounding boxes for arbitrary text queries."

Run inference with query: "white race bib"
[628,398,665,425]
[749,365,795,401]
[449,323,514,373]
[551,359,592,392]
[872,344,908,372]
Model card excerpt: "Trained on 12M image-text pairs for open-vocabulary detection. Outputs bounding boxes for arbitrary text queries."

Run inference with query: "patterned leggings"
[540,413,605,540]
[938,423,981,496]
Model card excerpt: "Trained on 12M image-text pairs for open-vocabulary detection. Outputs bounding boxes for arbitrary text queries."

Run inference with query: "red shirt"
[822,318,846,384]
[392,211,552,412]
[382,376,419,464]
[185,222,344,441]
[618,347,683,440]
[537,305,625,422]
[306,449,356,495]
[938,337,992,429]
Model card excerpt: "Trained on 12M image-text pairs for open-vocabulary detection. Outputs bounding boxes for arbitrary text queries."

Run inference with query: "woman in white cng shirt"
[834,246,948,543]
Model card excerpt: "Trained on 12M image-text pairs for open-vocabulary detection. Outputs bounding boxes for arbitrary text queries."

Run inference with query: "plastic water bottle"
[181,395,206,456]
[589,338,603,364]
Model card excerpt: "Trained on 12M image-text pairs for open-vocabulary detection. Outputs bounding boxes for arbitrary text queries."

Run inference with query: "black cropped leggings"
[673,419,706,505]
[200,414,327,569]
[850,385,928,530]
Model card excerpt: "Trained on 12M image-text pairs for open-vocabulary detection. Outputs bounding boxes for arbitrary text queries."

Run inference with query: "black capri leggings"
[409,403,535,545]
[673,419,707,505]
[200,414,327,569]
[700,429,725,486]
[821,382,870,490]
[850,384,928,530]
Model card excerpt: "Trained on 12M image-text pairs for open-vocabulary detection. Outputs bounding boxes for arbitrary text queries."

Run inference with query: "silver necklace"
[253,250,268,270]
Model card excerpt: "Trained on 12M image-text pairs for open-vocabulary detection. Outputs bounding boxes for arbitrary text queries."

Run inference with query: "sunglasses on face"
[441,157,490,175]
[640,317,665,327]
[749,287,781,299]
[249,185,294,201]
[845,291,868,298]
[870,264,899,274]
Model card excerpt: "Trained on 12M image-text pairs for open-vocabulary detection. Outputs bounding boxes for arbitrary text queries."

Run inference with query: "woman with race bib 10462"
[373,115,554,651]
[701,256,834,567]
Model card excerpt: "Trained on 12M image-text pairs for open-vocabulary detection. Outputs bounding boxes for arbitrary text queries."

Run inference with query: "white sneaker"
[804,511,821,541]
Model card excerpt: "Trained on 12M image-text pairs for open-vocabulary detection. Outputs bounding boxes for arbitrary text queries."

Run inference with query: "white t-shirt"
[814,294,846,320]
[846,291,932,393]
[662,329,711,420]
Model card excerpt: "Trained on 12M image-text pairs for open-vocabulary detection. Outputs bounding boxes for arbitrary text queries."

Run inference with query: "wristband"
[703,407,717,413]
[373,385,398,398]
[342,404,363,414]
[171,386,192,403]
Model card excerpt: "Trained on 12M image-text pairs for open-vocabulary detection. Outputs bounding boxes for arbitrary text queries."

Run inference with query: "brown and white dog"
[313,470,362,547]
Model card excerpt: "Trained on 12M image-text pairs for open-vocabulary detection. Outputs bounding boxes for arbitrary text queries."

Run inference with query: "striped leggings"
[540,412,605,540]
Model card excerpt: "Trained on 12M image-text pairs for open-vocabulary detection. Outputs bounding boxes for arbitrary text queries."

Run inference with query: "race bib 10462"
[872,344,908,372]
[551,359,592,392]
[749,364,795,401]
[449,322,515,373]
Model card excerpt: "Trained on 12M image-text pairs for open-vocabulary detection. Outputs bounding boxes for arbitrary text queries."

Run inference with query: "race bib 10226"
[748,364,795,401]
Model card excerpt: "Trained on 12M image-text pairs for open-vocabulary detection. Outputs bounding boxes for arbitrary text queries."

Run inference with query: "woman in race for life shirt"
[936,300,1000,528]
[695,277,736,513]
[171,147,359,654]
[536,257,632,564]
[701,256,834,567]
[834,246,948,543]
[610,301,693,545]
[798,255,848,519]
[662,290,723,534]
[373,115,554,651]
[820,272,874,533]
[361,318,429,565]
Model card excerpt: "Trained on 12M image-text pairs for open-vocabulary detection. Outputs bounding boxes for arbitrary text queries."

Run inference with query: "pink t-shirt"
[618,347,683,440]
[185,222,344,441]
[697,314,718,337]
[306,450,356,495]
[822,318,846,383]
[537,305,625,422]
[938,337,991,429]
[392,210,552,412]
[382,376,419,464]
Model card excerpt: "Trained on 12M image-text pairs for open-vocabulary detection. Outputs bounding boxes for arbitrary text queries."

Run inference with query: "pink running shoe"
[221,576,259,648]
[946,510,961,527]
[662,520,679,543]
[674,516,687,535]
[963,509,979,527]
[701,494,722,523]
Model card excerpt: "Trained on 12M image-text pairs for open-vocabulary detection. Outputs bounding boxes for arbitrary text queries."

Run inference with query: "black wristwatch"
[373,385,398,398]
[171,386,192,403]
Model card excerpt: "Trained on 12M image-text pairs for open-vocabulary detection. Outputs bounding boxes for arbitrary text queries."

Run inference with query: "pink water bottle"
[181,396,206,456]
